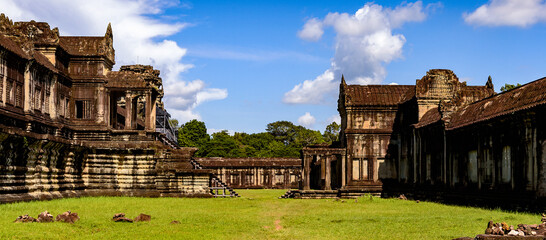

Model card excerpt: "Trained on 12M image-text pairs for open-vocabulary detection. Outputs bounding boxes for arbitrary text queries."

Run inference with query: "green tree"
[500,83,521,92]
[168,119,179,128]
[266,121,297,145]
[178,119,209,148]
[200,130,245,158]
[323,121,340,144]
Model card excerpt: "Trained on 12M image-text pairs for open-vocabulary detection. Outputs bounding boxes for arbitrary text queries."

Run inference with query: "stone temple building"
[195,157,301,189]
[0,15,237,203]
[291,69,546,207]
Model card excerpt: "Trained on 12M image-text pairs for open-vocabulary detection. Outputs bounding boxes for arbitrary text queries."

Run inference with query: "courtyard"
[1,189,540,239]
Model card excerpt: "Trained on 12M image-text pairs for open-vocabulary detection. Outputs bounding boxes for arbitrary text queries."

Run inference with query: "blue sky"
[3,0,546,134]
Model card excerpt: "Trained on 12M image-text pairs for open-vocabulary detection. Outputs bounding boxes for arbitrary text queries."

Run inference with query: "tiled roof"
[344,85,414,106]
[0,35,29,59]
[32,51,57,73]
[195,158,301,168]
[59,36,104,56]
[447,77,546,130]
[414,108,441,128]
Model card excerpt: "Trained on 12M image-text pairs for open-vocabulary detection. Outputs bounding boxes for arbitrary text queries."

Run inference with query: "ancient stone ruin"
[0,14,236,203]
[291,69,546,209]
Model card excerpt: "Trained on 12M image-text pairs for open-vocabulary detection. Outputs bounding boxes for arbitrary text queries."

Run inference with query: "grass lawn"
[0,189,540,239]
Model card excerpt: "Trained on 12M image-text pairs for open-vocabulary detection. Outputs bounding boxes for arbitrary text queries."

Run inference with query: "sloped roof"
[447,77,546,130]
[0,34,29,59]
[32,51,57,73]
[195,158,301,168]
[344,85,414,106]
[59,36,104,56]
[414,107,441,128]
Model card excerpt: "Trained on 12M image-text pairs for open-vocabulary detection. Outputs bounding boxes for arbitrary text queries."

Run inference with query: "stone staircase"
[189,159,239,197]
[280,190,298,199]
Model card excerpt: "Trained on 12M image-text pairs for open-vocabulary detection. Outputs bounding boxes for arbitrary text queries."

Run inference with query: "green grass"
[0,189,540,239]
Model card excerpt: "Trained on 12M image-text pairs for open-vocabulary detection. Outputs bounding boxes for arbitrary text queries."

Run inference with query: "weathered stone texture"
[0,15,214,203]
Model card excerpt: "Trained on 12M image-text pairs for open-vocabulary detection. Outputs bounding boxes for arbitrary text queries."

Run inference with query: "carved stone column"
[303,154,311,190]
[325,155,331,190]
[124,91,133,130]
[145,90,152,130]
[341,153,346,188]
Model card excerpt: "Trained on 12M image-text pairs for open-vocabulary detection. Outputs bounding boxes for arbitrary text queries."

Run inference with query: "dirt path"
[274,219,282,230]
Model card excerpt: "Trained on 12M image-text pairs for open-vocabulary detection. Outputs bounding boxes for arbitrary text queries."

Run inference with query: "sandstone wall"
[0,132,211,203]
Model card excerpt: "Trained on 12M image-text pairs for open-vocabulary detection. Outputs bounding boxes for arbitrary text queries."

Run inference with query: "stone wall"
[0,130,212,203]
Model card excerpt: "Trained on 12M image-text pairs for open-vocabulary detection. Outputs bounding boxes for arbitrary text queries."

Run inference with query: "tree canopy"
[177,120,340,158]
[500,83,521,92]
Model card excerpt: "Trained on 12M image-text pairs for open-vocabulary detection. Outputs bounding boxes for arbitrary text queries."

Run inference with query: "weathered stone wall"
[0,131,211,203]
[0,132,85,203]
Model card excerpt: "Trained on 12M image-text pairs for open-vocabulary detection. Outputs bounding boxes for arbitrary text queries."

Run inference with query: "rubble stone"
[55,211,79,224]
[134,213,151,222]
[14,215,37,223]
[37,211,53,223]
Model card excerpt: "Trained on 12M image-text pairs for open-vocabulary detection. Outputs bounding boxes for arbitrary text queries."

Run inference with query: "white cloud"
[1,0,227,122]
[286,1,429,104]
[283,69,336,104]
[464,0,546,27]
[298,112,316,128]
[298,18,324,41]
[326,115,341,125]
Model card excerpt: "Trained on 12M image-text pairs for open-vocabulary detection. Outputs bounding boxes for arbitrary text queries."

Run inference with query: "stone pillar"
[303,154,311,190]
[145,91,152,130]
[325,155,331,190]
[96,86,105,124]
[23,62,31,112]
[50,75,57,119]
[125,91,133,130]
[341,153,346,188]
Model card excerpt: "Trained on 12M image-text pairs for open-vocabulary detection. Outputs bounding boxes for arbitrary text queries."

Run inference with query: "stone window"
[44,92,50,114]
[263,173,270,185]
[468,150,478,183]
[230,173,240,185]
[290,174,296,183]
[65,98,69,117]
[352,158,368,180]
[274,173,284,184]
[245,173,253,185]
[15,83,22,108]
[75,100,92,119]
[35,86,42,111]
[482,149,493,184]
[59,95,65,117]
[6,80,13,105]
[501,146,511,183]
[0,56,5,77]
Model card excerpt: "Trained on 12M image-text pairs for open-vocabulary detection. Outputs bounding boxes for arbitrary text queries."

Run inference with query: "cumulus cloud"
[463,0,546,27]
[1,0,227,122]
[283,69,336,104]
[284,1,429,104]
[298,112,316,128]
[298,18,324,41]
